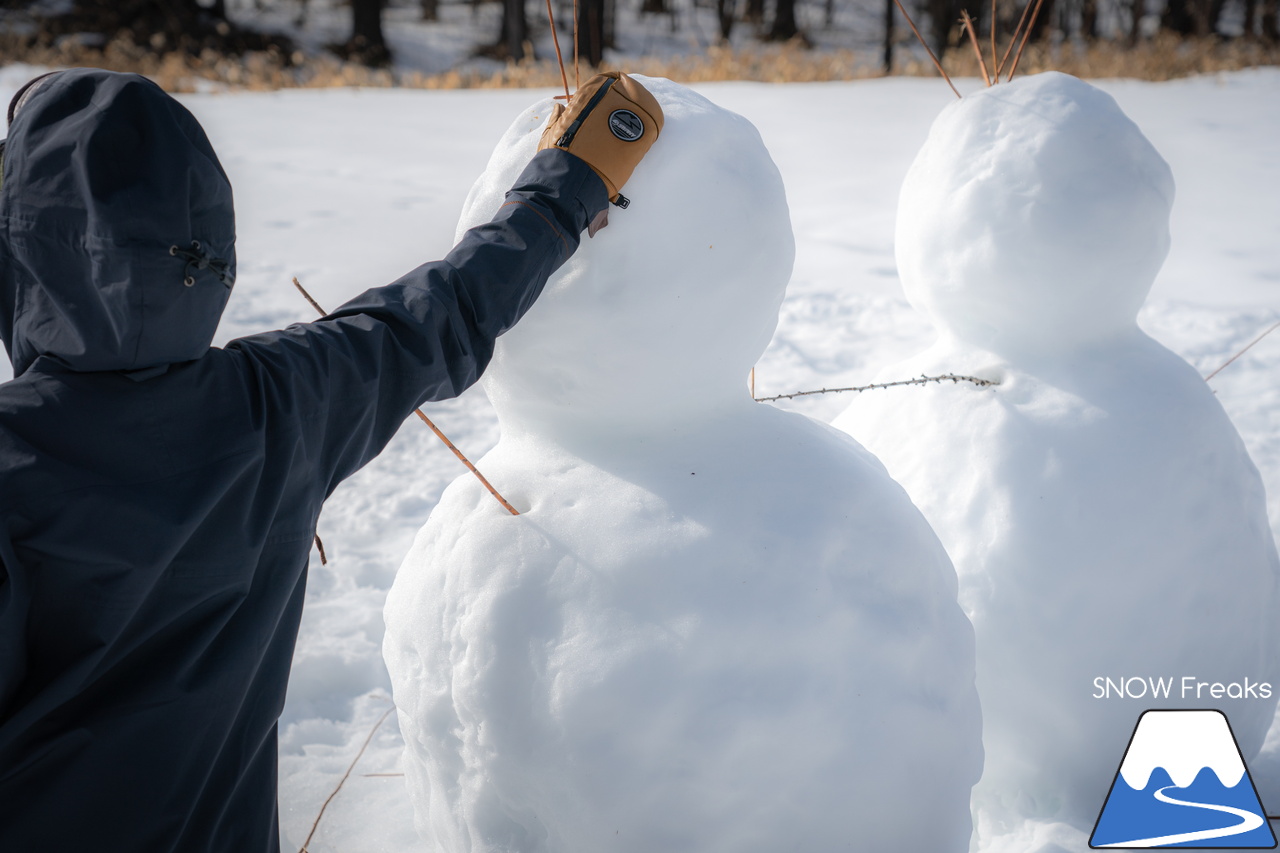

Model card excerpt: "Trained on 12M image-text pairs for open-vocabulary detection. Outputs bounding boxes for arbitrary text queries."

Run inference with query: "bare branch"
[892,0,962,98]
[754,373,998,402]
[1204,319,1280,382]
[299,704,396,853]
[962,10,993,85]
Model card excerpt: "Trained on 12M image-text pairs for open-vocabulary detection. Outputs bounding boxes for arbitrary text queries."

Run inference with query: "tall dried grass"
[1,30,1276,92]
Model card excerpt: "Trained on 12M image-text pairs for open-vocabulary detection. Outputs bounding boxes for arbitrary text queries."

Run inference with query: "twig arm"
[754,373,997,402]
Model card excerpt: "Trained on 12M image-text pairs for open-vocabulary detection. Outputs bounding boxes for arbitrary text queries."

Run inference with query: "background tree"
[767,0,802,40]
[883,0,895,71]
[16,0,294,58]
[924,0,956,57]
[346,0,391,65]
[717,0,738,41]
[577,0,611,67]
[495,0,530,60]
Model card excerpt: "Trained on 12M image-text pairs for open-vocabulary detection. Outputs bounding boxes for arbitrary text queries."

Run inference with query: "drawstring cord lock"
[170,240,232,289]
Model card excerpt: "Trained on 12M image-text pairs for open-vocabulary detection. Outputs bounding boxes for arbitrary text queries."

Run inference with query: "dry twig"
[892,0,962,98]
[990,0,999,75]
[1204,319,1280,382]
[1007,0,1049,81]
[545,0,570,101]
[298,704,397,853]
[961,10,993,86]
[754,373,997,402]
[995,0,1036,78]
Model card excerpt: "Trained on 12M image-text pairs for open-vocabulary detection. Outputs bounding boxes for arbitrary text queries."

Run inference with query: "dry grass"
[942,33,1280,82]
[2,30,1277,93]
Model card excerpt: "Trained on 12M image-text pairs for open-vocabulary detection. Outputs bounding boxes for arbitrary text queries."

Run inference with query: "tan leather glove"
[539,72,663,208]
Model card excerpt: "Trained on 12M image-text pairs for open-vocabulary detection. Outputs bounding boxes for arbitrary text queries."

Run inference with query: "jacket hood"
[0,69,235,377]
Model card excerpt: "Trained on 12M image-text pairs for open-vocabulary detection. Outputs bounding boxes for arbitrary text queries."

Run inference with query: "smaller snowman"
[384,78,982,853]
[834,72,1280,850]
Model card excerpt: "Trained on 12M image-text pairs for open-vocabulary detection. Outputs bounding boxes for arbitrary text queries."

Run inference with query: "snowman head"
[459,76,794,438]
[895,72,1175,357]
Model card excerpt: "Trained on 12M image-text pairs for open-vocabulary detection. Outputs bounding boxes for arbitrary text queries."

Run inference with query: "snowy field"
[1,64,1277,850]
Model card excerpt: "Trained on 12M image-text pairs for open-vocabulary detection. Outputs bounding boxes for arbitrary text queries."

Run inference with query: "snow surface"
[0,63,1277,852]
[382,76,981,852]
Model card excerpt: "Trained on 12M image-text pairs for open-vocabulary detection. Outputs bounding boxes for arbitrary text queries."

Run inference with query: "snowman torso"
[836,332,1280,828]
[385,405,981,852]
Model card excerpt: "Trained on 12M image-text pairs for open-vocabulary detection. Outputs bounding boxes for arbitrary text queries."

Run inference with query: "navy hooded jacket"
[0,69,606,851]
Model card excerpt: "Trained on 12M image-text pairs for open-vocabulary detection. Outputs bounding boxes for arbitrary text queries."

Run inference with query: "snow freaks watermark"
[1089,710,1277,848]
[1093,676,1274,701]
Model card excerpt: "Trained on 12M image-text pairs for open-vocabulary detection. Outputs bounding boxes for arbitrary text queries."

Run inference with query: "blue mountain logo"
[1090,709,1277,848]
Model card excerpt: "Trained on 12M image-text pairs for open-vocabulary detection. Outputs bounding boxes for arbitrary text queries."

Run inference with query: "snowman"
[383,77,982,853]
[833,72,1280,848]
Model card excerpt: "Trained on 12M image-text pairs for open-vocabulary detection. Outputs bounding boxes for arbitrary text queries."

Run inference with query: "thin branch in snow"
[299,704,397,853]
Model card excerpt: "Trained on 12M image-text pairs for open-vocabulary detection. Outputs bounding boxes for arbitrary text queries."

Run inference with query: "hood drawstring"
[169,241,233,289]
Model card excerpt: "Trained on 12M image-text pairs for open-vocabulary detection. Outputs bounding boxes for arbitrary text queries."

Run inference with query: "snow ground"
[0,64,1276,850]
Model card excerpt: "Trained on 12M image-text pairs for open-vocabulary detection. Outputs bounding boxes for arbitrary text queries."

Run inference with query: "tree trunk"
[1207,0,1227,33]
[1161,0,1195,33]
[421,0,439,21]
[1027,0,1054,40]
[717,0,737,40]
[767,0,801,39]
[744,0,766,24]
[1082,0,1100,37]
[349,0,390,64]
[1243,0,1258,35]
[578,0,606,66]
[1262,0,1278,38]
[925,0,955,58]
[498,0,529,60]
[641,0,669,13]
[883,0,895,71]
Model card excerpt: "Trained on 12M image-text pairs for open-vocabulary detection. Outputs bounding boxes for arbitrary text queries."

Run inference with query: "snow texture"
[383,77,983,853]
[833,72,1280,851]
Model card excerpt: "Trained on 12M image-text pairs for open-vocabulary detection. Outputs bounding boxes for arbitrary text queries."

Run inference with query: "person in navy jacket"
[0,68,661,852]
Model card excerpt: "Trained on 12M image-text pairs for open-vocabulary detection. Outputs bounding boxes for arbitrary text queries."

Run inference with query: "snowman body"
[384,78,983,853]
[833,72,1280,838]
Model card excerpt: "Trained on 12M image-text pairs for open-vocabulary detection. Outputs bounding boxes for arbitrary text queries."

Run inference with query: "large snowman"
[833,72,1280,848]
[384,77,982,853]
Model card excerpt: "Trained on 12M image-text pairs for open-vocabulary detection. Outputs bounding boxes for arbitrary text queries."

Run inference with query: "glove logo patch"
[608,109,645,142]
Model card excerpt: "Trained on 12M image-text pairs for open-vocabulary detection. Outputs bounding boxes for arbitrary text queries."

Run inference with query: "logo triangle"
[1090,709,1277,849]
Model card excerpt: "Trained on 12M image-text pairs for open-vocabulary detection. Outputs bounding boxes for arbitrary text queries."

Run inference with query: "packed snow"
[0,63,1277,852]
[832,72,1280,853]
[382,77,981,853]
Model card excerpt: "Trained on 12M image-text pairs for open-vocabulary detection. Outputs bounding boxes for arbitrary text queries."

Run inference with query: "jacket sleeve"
[224,148,609,493]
